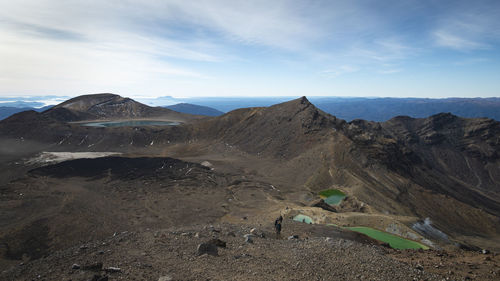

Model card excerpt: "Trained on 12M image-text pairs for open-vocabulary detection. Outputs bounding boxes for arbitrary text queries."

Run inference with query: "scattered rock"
[415,264,424,271]
[104,267,121,273]
[234,253,252,259]
[208,238,227,248]
[380,242,391,248]
[197,242,218,256]
[89,275,108,281]
[201,161,213,168]
[82,262,103,271]
[209,226,220,233]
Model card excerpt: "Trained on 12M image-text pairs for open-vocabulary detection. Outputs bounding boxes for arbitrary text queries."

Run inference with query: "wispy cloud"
[431,1,500,51]
[378,69,403,74]
[348,38,417,62]
[321,65,360,78]
[434,30,489,51]
[1,19,86,41]
[453,57,488,66]
[0,0,499,97]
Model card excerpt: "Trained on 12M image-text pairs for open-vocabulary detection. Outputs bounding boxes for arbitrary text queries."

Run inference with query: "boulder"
[311,199,337,212]
[197,242,218,256]
[208,238,227,248]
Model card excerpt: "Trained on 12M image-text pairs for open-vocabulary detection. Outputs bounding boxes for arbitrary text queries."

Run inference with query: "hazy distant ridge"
[1,96,500,121]
[310,97,500,121]
[164,103,223,116]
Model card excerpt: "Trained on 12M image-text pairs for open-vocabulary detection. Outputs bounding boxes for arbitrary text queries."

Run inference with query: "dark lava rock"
[197,242,218,256]
[311,199,337,212]
[208,238,227,248]
[82,262,103,271]
[89,274,108,281]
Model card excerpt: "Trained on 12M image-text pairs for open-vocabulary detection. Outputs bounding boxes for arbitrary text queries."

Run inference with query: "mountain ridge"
[45,93,200,122]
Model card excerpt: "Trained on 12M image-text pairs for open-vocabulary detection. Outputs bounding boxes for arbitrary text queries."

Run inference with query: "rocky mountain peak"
[33,93,202,123]
[53,93,125,112]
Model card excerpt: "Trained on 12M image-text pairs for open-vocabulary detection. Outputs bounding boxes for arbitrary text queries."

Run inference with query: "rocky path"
[0,222,457,281]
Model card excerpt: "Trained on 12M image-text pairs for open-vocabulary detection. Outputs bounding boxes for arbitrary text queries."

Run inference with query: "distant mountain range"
[310,97,500,122]
[2,96,500,122]
[0,100,224,120]
[178,97,500,122]
[0,105,52,120]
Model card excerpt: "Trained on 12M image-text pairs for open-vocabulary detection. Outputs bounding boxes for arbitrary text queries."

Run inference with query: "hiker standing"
[274,215,283,238]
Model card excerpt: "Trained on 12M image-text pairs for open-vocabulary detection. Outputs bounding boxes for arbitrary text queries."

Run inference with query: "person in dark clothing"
[274,215,283,238]
[275,221,281,237]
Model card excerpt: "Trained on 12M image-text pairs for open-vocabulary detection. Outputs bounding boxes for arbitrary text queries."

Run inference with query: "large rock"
[207,238,226,248]
[196,242,218,256]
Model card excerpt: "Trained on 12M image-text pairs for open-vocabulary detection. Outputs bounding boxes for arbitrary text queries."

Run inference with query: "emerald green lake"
[346,226,429,250]
[319,189,346,205]
[293,214,314,224]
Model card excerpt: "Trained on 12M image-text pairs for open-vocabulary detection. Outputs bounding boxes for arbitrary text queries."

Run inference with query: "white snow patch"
[201,161,213,168]
[26,152,122,165]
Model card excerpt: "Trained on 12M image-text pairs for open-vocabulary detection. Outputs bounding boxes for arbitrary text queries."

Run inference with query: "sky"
[0,0,499,98]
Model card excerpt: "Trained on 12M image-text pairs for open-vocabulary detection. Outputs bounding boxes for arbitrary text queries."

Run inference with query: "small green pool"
[319,189,346,205]
[346,226,429,250]
[293,214,314,224]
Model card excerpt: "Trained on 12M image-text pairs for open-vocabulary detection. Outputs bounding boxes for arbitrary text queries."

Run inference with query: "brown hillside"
[45,93,200,122]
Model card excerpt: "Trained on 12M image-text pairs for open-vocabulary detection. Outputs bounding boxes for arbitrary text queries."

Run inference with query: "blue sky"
[0,0,499,98]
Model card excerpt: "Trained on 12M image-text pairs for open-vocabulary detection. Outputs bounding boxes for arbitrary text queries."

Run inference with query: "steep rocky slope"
[185,96,344,158]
